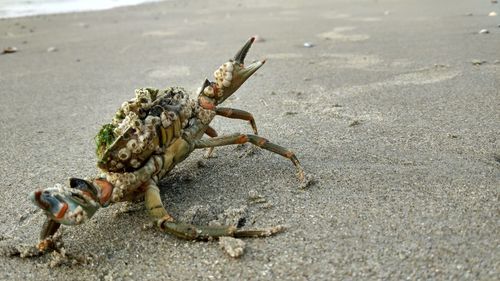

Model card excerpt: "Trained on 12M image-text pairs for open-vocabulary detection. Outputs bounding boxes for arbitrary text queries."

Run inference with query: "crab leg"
[204,125,218,157]
[40,218,61,240]
[145,181,174,222]
[204,125,218,138]
[193,134,305,181]
[35,218,61,251]
[144,180,283,240]
[215,107,258,135]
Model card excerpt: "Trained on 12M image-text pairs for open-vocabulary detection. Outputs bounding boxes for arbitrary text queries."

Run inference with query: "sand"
[0,0,499,280]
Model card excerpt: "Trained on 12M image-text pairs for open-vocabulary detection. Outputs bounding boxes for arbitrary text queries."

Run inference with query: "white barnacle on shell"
[133,119,142,129]
[121,101,130,113]
[126,173,137,184]
[144,116,160,130]
[225,62,234,73]
[118,148,131,161]
[203,86,214,97]
[168,111,178,121]
[127,139,142,154]
[105,173,114,184]
[130,158,141,168]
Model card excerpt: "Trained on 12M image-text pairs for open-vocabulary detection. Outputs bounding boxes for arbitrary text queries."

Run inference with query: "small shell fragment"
[488,11,497,16]
[303,42,314,48]
[479,29,490,34]
[471,59,486,65]
[219,237,246,258]
[2,46,17,54]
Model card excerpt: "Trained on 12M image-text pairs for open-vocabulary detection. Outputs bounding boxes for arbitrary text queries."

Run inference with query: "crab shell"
[97,125,161,172]
[96,87,197,172]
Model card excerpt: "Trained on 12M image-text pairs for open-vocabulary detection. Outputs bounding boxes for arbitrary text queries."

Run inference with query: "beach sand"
[0,0,498,279]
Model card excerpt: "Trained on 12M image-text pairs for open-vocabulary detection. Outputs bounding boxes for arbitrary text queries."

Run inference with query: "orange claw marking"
[55,202,68,219]
[34,190,50,210]
[199,96,215,110]
[94,179,113,205]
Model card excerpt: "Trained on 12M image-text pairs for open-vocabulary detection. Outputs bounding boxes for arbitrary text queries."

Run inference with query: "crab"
[30,38,305,253]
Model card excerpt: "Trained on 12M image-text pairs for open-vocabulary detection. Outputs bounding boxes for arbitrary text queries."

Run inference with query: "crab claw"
[29,178,101,226]
[200,37,265,106]
[234,36,255,64]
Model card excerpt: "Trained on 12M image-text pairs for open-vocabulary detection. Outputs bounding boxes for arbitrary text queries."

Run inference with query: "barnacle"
[95,86,197,172]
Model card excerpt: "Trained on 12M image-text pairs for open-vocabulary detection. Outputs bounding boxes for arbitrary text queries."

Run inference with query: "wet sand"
[0,0,499,279]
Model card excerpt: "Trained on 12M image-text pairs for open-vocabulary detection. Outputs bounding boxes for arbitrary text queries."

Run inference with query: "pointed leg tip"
[271,225,286,235]
[298,172,315,189]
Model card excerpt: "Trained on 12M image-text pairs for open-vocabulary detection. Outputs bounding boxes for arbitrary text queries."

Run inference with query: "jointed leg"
[194,134,305,181]
[144,180,283,240]
[204,126,218,138]
[204,126,218,158]
[36,218,61,251]
[145,181,174,223]
[216,107,258,135]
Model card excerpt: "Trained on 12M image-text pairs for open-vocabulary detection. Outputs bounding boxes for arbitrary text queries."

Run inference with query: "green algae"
[95,123,116,159]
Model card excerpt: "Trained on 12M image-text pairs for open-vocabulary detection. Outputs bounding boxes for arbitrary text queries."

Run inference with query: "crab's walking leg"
[36,218,61,251]
[145,181,174,222]
[144,180,284,240]
[205,126,218,138]
[215,108,258,135]
[204,125,218,158]
[193,134,305,181]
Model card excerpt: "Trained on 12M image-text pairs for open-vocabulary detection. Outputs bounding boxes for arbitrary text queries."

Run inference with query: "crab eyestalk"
[198,37,265,109]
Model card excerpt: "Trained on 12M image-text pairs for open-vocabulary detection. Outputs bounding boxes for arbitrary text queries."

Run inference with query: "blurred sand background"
[0,0,499,280]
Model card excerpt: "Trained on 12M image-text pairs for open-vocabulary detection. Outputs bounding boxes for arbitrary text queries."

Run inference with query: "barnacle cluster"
[199,61,236,101]
[95,87,198,173]
[103,155,161,202]
[213,62,234,90]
